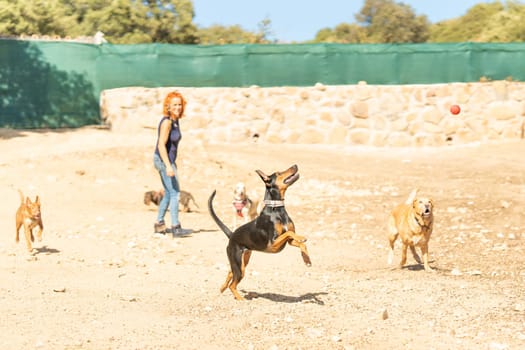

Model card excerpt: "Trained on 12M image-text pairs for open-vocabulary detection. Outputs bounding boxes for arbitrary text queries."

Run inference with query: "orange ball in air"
[450,104,461,115]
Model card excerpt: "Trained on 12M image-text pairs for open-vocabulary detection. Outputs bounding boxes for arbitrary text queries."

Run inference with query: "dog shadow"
[405,264,425,271]
[33,245,61,255]
[243,291,328,304]
[404,260,443,272]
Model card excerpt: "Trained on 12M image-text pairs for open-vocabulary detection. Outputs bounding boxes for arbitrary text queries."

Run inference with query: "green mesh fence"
[2,41,525,128]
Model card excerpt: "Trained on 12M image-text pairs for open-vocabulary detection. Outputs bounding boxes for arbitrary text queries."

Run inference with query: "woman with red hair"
[153,91,192,237]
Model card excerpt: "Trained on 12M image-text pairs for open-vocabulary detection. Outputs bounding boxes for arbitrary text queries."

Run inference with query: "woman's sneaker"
[168,224,192,237]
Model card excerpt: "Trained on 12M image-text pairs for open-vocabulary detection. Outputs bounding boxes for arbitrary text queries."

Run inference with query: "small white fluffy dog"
[232,182,260,229]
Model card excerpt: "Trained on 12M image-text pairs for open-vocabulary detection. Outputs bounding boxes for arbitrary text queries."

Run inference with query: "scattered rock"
[514,303,525,312]
[451,268,462,276]
[382,309,389,320]
[121,296,137,302]
[331,335,342,342]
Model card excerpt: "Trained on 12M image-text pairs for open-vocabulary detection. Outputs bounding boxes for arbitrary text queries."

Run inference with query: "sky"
[192,0,488,42]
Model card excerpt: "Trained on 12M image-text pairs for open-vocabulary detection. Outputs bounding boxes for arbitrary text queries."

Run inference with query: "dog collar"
[264,200,284,207]
[415,215,431,229]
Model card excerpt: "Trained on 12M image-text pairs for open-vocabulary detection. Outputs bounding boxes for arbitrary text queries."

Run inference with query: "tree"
[313,0,429,43]
[196,16,274,44]
[197,24,258,44]
[255,17,275,43]
[356,0,430,43]
[429,2,503,42]
[0,0,68,37]
[145,0,199,44]
[429,1,525,43]
[71,0,152,43]
[313,23,367,43]
[59,0,199,44]
[334,23,368,43]
[313,28,336,43]
[488,1,525,42]
[3,0,525,44]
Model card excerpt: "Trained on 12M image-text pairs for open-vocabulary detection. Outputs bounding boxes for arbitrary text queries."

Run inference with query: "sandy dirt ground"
[0,126,524,350]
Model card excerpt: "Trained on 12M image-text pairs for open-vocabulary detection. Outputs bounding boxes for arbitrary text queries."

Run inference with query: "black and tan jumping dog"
[208,164,312,300]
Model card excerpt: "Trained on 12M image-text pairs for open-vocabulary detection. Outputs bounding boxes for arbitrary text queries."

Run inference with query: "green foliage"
[356,0,430,43]
[0,0,200,44]
[429,2,503,42]
[147,0,199,44]
[0,0,68,36]
[313,0,429,43]
[256,17,276,43]
[197,25,259,44]
[78,0,153,43]
[196,17,272,44]
[1,0,525,44]
[0,1,22,35]
[313,23,367,43]
[429,1,525,42]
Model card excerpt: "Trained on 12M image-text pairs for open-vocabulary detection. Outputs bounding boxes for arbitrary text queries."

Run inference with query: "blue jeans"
[153,153,180,227]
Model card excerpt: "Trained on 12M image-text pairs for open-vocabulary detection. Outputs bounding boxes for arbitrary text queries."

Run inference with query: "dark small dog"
[144,190,164,206]
[208,164,311,300]
[144,189,199,212]
[15,189,44,252]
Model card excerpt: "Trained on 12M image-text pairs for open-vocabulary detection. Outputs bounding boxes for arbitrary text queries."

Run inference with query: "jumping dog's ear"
[255,169,270,183]
[35,196,40,204]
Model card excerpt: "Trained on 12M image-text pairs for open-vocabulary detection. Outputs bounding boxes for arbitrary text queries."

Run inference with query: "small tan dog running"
[15,189,44,252]
[232,182,260,230]
[387,188,434,272]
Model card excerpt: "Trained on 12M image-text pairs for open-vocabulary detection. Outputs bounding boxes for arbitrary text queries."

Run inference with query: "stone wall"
[100,81,525,147]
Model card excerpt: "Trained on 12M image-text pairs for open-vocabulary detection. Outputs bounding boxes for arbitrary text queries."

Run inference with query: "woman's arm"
[157,119,175,177]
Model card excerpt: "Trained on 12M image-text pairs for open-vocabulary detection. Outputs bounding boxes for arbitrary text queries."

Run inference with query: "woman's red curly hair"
[163,91,187,117]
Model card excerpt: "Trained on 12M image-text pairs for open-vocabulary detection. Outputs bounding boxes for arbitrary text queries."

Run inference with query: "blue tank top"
[154,117,181,164]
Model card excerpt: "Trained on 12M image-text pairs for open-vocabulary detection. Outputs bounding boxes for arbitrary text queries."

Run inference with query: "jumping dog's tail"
[18,189,25,204]
[208,190,233,239]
